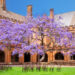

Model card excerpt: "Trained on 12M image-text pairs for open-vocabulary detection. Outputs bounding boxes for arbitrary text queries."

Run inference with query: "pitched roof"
[55,11,75,26]
[0,8,75,26]
[0,9,26,22]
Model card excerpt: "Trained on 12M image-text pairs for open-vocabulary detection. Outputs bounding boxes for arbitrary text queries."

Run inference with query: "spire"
[50,8,54,19]
[27,5,32,16]
[0,0,6,10]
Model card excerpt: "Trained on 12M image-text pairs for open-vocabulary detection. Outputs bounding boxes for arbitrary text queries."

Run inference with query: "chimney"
[0,0,6,10]
[27,5,32,16]
[50,8,54,19]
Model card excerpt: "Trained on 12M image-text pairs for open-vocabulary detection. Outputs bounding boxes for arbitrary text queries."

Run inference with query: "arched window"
[24,52,31,62]
[0,50,5,62]
[55,52,64,60]
[37,53,48,62]
[11,54,19,62]
[70,53,75,60]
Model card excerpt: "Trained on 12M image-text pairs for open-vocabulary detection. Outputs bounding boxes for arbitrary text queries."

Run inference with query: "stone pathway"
[3,65,75,67]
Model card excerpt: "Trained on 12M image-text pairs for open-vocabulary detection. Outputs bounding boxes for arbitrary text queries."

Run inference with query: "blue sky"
[6,0,75,17]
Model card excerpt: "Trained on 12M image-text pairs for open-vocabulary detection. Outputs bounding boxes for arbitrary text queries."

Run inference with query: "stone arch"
[24,52,31,62]
[11,53,19,62]
[0,50,5,62]
[37,53,48,62]
[70,52,75,60]
[55,52,64,60]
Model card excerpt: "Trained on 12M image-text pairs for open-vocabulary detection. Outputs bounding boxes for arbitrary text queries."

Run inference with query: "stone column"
[46,51,50,63]
[31,53,37,63]
[19,54,24,64]
[46,51,53,63]
[64,52,69,62]
[5,48,11,64]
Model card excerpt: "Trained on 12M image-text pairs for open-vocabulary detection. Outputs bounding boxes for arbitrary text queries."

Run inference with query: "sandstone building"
[0,0,75,65]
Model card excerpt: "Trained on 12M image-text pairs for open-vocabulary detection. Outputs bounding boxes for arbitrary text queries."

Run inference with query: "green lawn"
[0,67,75,75]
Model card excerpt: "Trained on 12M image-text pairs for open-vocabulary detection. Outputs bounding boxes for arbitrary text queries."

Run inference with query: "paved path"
[3,65,75,67]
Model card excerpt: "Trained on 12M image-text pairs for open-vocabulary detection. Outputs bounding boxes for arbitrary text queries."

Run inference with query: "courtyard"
[0,0,75,75]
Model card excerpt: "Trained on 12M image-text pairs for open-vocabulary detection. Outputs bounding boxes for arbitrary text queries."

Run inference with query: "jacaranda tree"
[0,15,74,62]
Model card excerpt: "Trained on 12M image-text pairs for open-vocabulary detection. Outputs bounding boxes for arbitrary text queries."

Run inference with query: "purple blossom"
[19,54,23,57]
[12,49,18,55]
[0,15,74,57]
